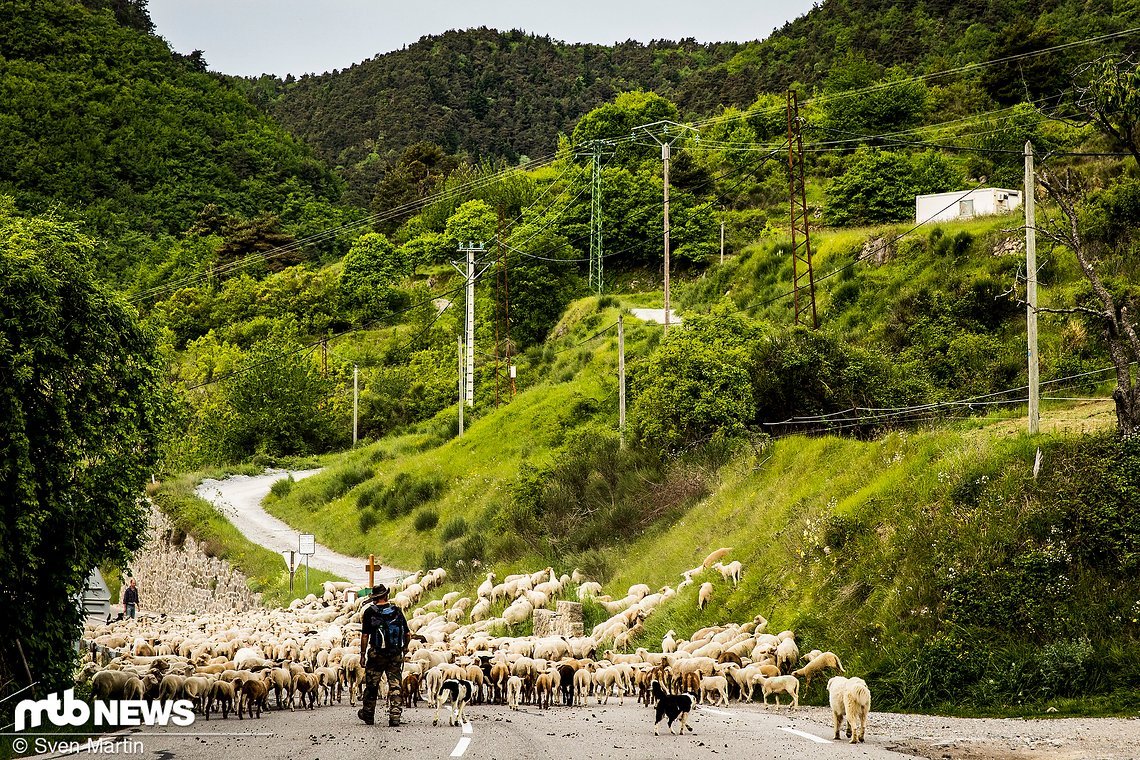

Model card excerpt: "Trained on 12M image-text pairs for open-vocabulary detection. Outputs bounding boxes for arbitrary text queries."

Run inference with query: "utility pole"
[589,143,604,294]
[352,364,358,446]
[618,314,626,448]
[453,242,488,407]
[786,90,818,329]
[636,120,700,334]
[720,215,725,265]
[464,244,476,406]
[321,338,328,377]
[1025,141,1040,434]
[457,335,465,437]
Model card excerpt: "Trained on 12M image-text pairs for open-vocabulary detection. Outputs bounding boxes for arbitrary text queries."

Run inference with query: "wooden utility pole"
[1025,141,1040,434]
[618,314,626,447]
[352,364,358,446]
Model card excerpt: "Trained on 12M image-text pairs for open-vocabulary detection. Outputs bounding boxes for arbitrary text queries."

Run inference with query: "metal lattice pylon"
[589,144,604,294]
[786,90,818,329]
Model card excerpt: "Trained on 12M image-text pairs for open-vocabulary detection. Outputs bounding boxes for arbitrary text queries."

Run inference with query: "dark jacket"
[123,586,139,605]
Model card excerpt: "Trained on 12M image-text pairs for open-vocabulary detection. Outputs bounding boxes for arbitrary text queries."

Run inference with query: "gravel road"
[37,699,1140,760]
[194,469,405,586]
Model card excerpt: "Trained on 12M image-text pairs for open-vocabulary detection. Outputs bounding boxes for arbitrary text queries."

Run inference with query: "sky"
[146,0,819,78]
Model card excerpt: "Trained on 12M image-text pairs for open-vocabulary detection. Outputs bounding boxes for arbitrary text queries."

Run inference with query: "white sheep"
[712,560,742,587]
[698,582,714,610]
[775,637,800,674]
[792,651,844,688]
[755,674,799,710]
[699,675,729,706]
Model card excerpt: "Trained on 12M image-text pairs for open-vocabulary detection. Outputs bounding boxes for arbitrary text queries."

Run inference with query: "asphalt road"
[19,699,965,760]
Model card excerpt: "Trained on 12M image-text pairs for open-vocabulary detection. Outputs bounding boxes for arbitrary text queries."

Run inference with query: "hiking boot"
[357,709,374,725]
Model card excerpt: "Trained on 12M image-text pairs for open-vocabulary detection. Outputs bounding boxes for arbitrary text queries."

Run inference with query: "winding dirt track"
[194,470,406,586]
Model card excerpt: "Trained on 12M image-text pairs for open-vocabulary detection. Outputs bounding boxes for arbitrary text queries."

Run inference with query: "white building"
[915,188,1022,224]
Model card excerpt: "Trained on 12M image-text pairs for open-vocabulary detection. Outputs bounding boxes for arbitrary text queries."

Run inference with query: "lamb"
[661,630,677,654]
[792,651,844,688]
[506,675,523,710]
[698,675,729,706]
[698,583,713,611]
[843,677,871,743]
[577,581,603,601]
[712,560,743,587]
[205,680,235,720]
[238,678,269,719]
[754,674,799,710]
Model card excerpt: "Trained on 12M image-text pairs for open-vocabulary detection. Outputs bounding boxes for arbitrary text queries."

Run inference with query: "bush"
[269,474,294,498]
[414,509,440,532]
[441,516,468,541]
[359,508,380,533]
[355,471,445,518]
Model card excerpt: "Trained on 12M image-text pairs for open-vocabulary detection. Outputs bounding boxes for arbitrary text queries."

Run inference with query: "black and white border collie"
[652,679,696,736]
[433,678,476,727]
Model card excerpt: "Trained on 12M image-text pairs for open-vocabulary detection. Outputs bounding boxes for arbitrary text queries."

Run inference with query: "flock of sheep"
[79,551,871,742]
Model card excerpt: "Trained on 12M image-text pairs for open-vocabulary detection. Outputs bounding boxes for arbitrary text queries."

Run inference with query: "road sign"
[299,533,315,555]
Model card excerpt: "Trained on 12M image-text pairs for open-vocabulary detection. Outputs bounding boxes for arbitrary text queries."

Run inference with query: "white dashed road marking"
[450,736,472,757]
[702,707,733,717]
[779,726,832,744]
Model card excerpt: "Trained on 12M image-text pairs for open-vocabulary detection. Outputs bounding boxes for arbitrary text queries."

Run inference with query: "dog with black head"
[651,679,696,736]
[433,678,477,727]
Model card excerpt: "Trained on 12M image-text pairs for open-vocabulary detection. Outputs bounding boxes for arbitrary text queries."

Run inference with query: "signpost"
[298,534,315,593]
[364,554,379,589]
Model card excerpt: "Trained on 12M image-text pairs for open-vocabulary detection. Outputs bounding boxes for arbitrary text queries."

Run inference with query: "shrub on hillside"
[631,304,760,450]
[751,325,915,428]
[413,509,439,532]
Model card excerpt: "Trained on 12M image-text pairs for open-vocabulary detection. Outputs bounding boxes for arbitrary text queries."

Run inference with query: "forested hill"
[258,1,1137,205]
[0,0,348,284]
[254,29,749,205]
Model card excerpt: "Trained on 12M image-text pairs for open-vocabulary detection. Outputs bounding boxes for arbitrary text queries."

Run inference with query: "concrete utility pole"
[636,120,700,334]
[352,364,359,446]
[720,216,725,265]
[618,314,626,448]
[457,335,465,438]
[453,242,488,407]
[1025,141,1040,434]
[589,142,604,294]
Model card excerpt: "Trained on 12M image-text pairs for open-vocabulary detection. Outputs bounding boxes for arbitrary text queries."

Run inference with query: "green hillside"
[0,0,353,286]
[258,2,1139,206]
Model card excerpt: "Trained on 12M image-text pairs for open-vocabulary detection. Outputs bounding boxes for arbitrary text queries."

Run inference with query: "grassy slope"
[165,214,1138,713]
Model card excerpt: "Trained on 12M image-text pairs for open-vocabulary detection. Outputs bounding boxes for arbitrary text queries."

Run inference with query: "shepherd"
[357,584,411,727]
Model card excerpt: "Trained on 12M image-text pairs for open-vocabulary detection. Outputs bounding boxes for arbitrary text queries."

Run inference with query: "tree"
[820,63,928,138]
[572,91,680,167]
[216,338,337,457]
[0,205,166,693]
[339,232,411,321]
[1036,55,1140,434]
[444,199,497,246]
[631,304,758,450]
[826,148,957,226]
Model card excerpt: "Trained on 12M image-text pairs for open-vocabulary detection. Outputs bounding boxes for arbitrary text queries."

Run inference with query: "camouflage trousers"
[361,653,403,722]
